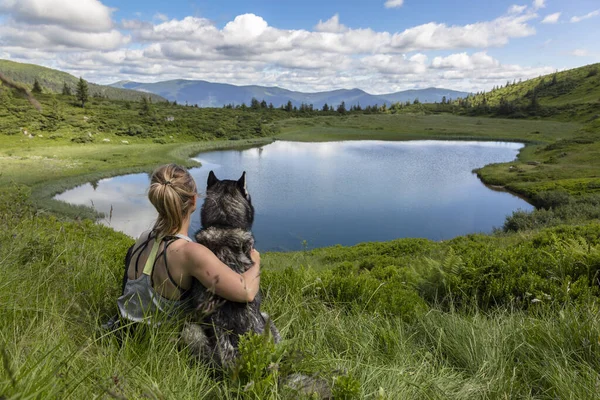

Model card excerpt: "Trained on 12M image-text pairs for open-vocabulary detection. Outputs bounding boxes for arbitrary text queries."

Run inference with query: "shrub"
[71,135,94,143]
[534,190,573,209]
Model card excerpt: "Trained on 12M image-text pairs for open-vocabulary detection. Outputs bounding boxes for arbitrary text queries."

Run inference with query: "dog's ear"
[237,171,249,198]
[207,170,219,188]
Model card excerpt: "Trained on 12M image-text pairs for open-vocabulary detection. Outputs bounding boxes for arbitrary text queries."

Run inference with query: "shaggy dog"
[187,170,280,368]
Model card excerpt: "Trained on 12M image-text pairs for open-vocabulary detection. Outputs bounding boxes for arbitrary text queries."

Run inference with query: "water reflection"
[55,140,533,251]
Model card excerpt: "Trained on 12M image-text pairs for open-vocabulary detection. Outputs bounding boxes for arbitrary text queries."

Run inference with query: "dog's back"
[192,171,279,368]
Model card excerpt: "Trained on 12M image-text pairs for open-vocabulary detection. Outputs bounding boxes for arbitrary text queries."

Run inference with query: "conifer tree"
[75,77,89,108]
[62,82,72,96]
[32,78,43,93]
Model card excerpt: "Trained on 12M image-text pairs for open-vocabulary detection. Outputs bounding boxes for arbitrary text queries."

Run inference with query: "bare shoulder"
[180,241,214,261]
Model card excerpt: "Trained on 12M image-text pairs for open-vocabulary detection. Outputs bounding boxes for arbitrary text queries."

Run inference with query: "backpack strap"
[142,238,161,276]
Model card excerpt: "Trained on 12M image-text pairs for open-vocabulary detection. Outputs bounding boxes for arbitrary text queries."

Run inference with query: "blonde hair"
[148,164,197,238]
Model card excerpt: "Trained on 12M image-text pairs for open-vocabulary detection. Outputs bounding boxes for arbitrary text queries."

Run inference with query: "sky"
[0,0,599,94]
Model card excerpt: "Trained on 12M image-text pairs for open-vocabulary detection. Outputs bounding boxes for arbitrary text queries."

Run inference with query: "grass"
[276,113,600,200]
[2,66,600,398]
[275,113,580,143]
[2,196,600,398]
[0,137,273,218]
[467,63,600,108]
[0,59,166,102]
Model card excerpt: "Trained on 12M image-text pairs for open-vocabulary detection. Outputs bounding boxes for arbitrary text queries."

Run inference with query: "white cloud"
[0,2,552,94]
[432,52,500,70]
[384,0,404,8]
[0,0,114,32]
[532,0,545,10]
[388,13,536,51]
[541,12,560,23]
[571,49,590,57]
[315,14,347,33]
[570,9,600,23]
[509,5,527,14]
[153,13,168,22]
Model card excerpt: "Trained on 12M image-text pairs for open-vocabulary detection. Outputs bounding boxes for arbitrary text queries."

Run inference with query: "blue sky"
[0,0,599,93]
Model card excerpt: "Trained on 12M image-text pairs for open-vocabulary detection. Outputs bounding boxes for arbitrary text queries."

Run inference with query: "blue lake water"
[54,140,533,251]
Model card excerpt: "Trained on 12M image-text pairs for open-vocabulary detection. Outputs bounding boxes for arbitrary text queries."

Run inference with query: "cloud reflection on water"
[55,140,532,249]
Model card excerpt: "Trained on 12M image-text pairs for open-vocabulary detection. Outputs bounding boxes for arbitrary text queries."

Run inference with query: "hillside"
[111,79,469,108]
[460,63,600,121]
[0,59,166,103]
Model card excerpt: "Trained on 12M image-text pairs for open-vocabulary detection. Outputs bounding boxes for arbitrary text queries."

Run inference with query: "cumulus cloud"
[388,13,536,51]
[570,9,600,23]
[315,14,347,33]
[541,12,560,23]
[532,0,545,10]
[0,0,127,50]
[0,0,114,32]
[431,52,500,70]
[0,1,552,94]
[384,0,404,8]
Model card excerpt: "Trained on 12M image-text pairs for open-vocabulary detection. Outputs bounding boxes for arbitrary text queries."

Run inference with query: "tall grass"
[2,189,600,399]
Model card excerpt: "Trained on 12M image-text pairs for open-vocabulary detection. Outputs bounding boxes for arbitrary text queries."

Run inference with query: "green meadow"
[2,63,600,398]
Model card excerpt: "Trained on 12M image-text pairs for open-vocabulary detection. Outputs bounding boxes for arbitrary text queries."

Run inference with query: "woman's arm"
[185,244,261,303]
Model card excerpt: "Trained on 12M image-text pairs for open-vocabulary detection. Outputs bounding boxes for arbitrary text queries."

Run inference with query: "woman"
[117,163,261,324]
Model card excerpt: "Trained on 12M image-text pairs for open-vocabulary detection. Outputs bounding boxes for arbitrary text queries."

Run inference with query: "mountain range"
[110,79,469,109]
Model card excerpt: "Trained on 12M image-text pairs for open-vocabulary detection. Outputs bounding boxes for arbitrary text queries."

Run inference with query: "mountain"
[110,79,469,108]
[0,59,166,103]
[467,63,600,108]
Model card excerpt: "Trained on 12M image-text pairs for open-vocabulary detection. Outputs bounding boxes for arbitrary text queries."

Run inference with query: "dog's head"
[200,170,254,230]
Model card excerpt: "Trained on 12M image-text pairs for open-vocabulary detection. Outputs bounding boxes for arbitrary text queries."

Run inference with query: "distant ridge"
[110,79,470,108]
[0,59,166,103]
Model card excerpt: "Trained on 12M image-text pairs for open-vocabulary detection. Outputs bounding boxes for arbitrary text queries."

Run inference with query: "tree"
[32,78,43,94]
[75,77,89,108]
[285,100,293,112]
[322,103,329,112]
[140,95,154,116]
[62,82,72,96]
[336,101,346,114]
[250,97,260,109]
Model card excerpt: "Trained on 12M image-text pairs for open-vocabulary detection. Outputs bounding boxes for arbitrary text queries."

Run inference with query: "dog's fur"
[189,170,280,368]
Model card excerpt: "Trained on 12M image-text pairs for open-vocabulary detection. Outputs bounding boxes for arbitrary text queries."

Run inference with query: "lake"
[55,140,533,251]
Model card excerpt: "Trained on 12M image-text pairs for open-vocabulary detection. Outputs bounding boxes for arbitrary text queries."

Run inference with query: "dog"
[188,170,280,368]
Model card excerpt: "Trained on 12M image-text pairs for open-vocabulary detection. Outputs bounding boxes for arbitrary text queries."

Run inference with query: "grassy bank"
[0,136,273,218]
[275,113,580,143]
[276,114,600,202]
[2,82,600,398]
[2,190,600,399]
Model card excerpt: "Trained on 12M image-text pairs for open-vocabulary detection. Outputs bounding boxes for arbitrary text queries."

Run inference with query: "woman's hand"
[187,243,261,303]
[250,248,260,266]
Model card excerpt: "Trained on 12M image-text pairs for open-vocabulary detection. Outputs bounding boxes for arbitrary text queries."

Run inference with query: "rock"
[102,138,111,142]
[281,373,332,399]
[121,140,129,144]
